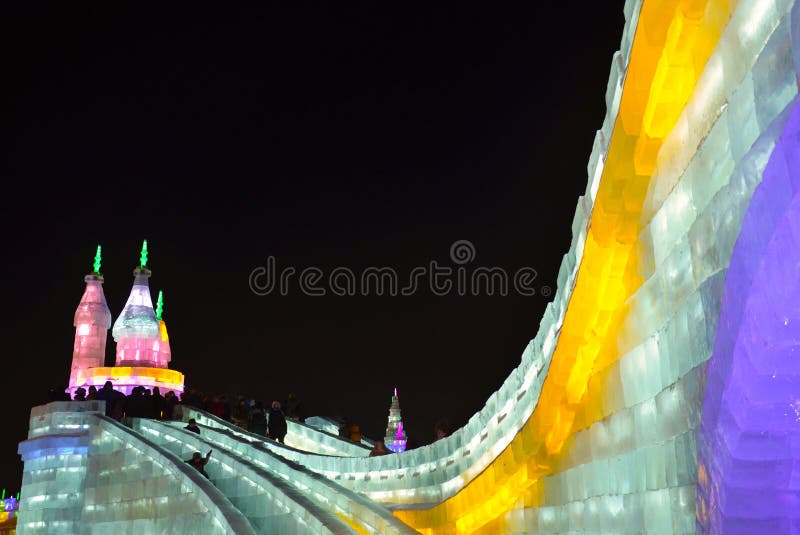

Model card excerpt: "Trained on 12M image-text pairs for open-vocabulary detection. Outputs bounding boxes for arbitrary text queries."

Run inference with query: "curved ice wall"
[696,100,800,533]
[169,3,800,533]
[346,1,800,532]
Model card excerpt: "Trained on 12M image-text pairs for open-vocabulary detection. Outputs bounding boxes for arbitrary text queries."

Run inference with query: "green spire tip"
[156,290,164,320]
[93,245,102,274]
[139,239,149,268]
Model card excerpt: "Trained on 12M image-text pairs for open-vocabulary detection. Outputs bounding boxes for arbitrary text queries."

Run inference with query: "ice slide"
[132,417,416,534]
[17,402,413,534]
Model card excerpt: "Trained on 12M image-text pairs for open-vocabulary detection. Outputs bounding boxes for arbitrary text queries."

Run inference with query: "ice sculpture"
[68,245,112,396]
[113,240,166,368]
[71,241,184,396]
[16,2,800,534]
[384,388,407,453]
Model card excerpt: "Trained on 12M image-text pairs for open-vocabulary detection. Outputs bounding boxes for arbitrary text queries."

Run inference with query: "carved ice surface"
[697,99,800,534]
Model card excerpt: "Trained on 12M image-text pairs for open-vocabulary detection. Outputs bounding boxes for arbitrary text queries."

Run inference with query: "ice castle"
[16,2,800,533]
[66,241,184,399]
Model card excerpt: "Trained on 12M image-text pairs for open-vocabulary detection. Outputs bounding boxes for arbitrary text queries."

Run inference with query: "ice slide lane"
[132,418,418,535]
[91,414,257,535]
[181,339,552,507]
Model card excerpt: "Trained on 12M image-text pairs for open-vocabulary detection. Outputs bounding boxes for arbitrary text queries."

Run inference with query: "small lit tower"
[68,246,112,395]
[154,290,172,367]
[112,240,165,367]
[384,387,408,453]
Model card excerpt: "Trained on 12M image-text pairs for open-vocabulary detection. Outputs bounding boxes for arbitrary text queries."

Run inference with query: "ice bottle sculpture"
[68,246,112,395]
[112,240,166,368]
[384,388,407,453]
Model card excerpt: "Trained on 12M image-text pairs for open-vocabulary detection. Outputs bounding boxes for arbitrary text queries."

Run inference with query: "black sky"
[1,4,624,489]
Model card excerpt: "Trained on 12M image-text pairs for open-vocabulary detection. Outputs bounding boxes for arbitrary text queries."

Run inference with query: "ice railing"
[179,3,637,502]
[133,418,401,535]
[87,415,256,535]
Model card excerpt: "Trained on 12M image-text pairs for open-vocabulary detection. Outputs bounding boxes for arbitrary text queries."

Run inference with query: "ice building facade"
[16,1,800,533]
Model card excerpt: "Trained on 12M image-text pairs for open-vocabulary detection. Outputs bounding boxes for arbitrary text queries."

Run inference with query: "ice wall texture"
[696,101,800,533]
[16,403,255,535]
[17,402,98,534]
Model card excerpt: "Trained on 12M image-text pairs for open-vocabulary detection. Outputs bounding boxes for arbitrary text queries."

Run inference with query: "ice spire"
[384,387,408,453]
[93,245,102,274]
[155,290,164,320]
[140,239,148,268]
[155,290,172,367]
[68,245,112,394]
[112,240,165,367]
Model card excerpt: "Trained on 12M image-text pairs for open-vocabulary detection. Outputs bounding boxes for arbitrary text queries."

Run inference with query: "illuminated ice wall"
[388,1,800,532]
[696,101,800,533]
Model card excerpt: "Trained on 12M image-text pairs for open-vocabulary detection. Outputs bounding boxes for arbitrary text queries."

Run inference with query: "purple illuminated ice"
[697,99,800,533]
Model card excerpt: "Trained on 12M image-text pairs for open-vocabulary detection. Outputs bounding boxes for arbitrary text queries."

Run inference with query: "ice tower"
[112,241,168,368]
[70,241,184,396]
[384,388,407,453]
[67,246,112,396]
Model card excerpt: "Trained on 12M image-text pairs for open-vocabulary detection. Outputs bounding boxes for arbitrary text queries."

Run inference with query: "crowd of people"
[54,382,299,443]
[55,383,454,474]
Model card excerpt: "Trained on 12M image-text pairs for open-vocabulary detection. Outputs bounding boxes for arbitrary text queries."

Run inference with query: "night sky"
[2,4,624,489]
